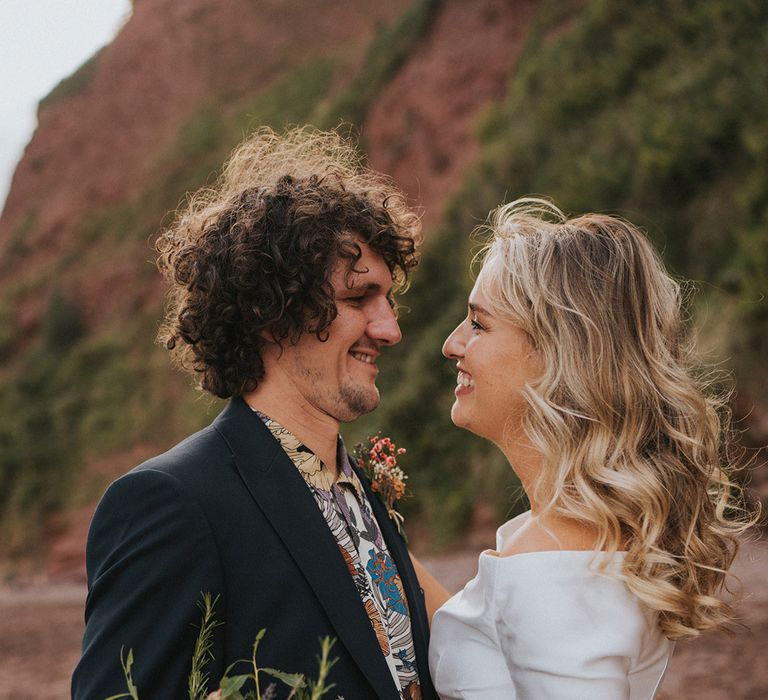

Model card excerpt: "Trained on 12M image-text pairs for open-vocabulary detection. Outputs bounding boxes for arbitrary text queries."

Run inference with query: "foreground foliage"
[107,594,339,700]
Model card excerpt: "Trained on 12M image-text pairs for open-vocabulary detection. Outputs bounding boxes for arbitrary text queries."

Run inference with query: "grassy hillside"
[1,0,765,554]
[0,0,442,554]
[348,0,768,542]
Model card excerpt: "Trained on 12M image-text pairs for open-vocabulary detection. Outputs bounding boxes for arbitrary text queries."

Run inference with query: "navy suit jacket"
[72,397,437,699]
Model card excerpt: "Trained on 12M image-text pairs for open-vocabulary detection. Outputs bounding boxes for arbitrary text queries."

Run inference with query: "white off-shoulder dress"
[429,512,674,699]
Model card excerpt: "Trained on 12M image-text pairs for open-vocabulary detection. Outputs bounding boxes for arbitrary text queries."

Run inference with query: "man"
[72,127,436,699]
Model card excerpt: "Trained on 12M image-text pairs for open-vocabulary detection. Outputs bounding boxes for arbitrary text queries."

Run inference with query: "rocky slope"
[0,0,411,338]
[0,0,547,564]
[1,0,765,569]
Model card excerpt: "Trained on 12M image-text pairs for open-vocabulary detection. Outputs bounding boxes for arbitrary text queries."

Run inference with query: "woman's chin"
[450,407,495,443]
[450,405,471,431]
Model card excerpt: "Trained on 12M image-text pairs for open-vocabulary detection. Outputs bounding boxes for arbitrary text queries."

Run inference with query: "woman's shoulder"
[483,513,638,622]
[480,537,650,651]
[479,516,649,640]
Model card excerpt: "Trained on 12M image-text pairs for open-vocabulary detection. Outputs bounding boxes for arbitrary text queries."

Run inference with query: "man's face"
[275,240,401,423]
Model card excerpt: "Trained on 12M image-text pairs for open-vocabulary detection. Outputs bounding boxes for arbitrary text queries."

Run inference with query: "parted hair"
[156,127,420,398]
[476,197,755,640]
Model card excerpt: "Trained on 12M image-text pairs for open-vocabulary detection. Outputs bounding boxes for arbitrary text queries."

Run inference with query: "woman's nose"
[442,322,465,359]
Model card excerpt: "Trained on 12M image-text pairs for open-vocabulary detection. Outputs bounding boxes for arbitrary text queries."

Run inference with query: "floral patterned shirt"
[256,412,421,699]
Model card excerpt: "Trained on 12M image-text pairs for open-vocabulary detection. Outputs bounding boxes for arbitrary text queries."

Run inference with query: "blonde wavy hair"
[475,197,755,640]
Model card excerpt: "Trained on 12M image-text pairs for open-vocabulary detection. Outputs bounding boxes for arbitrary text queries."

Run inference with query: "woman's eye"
[470,318,484,331]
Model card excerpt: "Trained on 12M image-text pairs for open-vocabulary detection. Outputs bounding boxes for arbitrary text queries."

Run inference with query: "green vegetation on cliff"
[349,0,768,542]
[1,0,766,553]
[0,0,443,554]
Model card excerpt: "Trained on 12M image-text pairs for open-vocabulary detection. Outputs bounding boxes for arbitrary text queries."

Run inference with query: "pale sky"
[0,0,132,211]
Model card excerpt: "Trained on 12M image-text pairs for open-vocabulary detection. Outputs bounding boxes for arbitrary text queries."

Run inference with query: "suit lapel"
[213,398,400,699]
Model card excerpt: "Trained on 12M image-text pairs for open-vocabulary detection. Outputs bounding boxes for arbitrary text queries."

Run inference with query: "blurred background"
[0,0,766,697]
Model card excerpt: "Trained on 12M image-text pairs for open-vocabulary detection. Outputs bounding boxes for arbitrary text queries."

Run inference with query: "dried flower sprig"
[354,433,410,541]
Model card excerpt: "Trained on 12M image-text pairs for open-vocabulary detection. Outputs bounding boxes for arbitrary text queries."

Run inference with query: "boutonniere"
[354,433,410,541]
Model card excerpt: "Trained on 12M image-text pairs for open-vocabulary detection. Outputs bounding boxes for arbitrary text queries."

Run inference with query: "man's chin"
[337,385,380,422]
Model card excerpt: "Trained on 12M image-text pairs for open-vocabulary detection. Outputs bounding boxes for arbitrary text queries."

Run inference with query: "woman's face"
[442,276,542,448]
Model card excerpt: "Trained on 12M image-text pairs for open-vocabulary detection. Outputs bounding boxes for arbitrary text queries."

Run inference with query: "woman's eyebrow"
[469,302,492,317]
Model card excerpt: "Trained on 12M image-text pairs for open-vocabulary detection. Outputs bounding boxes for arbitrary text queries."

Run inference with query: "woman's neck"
[499,439,544,513]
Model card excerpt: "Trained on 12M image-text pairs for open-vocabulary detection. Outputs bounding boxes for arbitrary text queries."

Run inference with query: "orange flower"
[354,433,410,541]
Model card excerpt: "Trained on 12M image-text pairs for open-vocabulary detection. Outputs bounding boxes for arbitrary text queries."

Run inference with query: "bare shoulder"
[497,514,599,557]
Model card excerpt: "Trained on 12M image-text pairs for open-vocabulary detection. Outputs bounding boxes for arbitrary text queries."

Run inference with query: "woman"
[417,198,753,698]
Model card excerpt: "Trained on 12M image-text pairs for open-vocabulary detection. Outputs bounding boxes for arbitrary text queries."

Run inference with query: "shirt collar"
[254,410,364,500]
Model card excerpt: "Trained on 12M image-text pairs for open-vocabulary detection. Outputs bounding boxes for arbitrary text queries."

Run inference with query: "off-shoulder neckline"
[485,510,627,562]
[480,548,627,562]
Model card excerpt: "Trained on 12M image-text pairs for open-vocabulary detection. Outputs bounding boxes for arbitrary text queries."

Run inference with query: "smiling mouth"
[457,370,474,389]
[350,351,377,365]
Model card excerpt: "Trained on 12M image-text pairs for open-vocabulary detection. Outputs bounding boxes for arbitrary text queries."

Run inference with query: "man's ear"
[259,330,288,362]
[259,327,277,344]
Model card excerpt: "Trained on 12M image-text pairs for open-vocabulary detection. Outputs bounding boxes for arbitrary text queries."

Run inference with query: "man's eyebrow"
[344,281,390,293]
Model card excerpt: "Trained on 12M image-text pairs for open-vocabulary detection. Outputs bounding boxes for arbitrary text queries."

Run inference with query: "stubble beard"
[337,381,380,422]
[292,355,380,423]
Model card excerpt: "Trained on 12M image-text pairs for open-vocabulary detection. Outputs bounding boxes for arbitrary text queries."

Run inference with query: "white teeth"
[457,371,474,388]
[350,351,375,364]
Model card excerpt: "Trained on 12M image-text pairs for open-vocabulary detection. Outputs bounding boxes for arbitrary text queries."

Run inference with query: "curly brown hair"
[156,127,421,398]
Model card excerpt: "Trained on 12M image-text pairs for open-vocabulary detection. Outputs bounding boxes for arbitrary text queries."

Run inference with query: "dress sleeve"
[72,468,225,700]
[493,555,644,700]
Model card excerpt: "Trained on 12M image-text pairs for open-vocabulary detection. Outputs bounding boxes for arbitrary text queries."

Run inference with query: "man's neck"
[242,386,341,477]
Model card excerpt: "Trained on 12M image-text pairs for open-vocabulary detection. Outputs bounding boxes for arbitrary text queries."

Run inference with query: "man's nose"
[368,299,402,346]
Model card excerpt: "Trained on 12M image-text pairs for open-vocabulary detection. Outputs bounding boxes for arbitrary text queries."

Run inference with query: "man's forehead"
[333,247,394,287]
